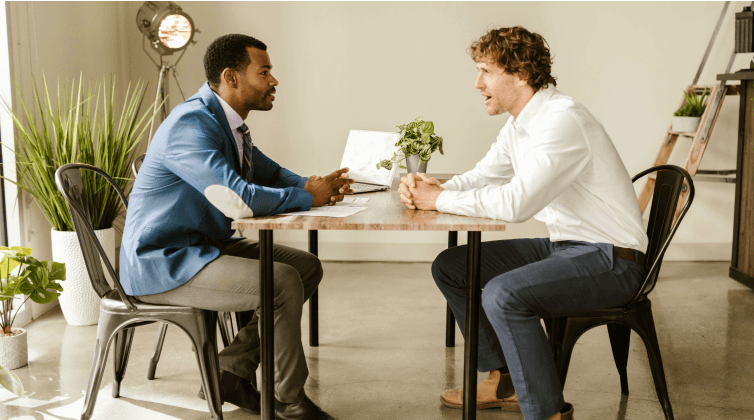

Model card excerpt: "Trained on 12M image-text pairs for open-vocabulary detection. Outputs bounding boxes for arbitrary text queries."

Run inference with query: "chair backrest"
[55,163,138,312]
[132,153,146,178]
[626,165,694,307]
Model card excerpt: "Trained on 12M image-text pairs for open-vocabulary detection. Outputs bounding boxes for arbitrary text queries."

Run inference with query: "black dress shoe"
[275,396,335,420]
[198,371,260,414]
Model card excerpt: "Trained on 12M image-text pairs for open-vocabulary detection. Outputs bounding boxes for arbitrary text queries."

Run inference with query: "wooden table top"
[232,176,506,232]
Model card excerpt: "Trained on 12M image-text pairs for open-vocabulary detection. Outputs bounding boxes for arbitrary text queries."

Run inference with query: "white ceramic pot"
[0,328,28,370]
[51,228,115,326]
[671,116,701,133]
[405,154,428,174]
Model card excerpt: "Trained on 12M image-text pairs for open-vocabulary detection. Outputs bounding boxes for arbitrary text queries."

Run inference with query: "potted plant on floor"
[672,88,708,133]
[377,116,444,174]
[1,246,65,370]
[1,75,157,326]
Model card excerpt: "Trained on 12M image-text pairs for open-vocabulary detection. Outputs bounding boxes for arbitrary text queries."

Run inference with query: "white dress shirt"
[213,92,245,161]
[436,86,648,253]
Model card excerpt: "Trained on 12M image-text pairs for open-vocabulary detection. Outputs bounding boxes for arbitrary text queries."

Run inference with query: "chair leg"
[309,290,319,347]
[633,309,674,420]
[81,323,117,420]
[112,328,135,398]
[550,317,579,390]
[147,322,169,380]
[217,312,232,348]
[607,323,632,395]
[445,303,455,347]
[188,311,224,420]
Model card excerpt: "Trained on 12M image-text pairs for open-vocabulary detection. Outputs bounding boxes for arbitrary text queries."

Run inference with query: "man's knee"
[273,264,305,307]
[432,246,466,290]
[303,252,323,285]
[482,280,527,317]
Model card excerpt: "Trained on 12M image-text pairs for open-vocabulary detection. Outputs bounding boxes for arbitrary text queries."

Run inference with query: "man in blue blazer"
[120,34,347,419]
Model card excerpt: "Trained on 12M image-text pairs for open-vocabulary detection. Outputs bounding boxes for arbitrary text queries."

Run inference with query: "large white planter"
[51,228,115,326]
[0,328,28,370]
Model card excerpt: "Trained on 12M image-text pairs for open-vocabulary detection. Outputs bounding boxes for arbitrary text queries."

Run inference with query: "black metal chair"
[547,164,694,420]
[55,163,224,420]
[130,153,237,380]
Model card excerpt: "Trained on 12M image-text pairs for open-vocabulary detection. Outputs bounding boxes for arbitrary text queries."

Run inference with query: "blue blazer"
[119,82,313,296]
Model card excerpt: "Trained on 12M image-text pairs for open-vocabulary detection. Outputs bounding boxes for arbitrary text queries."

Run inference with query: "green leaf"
[0,364,24,397]
[420,121,433,134]
[48,262,66,281]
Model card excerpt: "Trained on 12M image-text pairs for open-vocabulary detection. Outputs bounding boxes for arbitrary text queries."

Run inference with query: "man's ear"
[516,71,529,87]
[221,68,237,88]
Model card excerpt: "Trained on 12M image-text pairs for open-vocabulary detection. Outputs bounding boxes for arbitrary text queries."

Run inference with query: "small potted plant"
[672,88,708,133]
[0,247,65,370]
[377,116,444,174]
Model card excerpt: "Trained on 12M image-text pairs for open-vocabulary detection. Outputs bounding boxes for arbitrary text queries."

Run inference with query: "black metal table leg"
[309,230,319,347]
[260,230,275,420]
[463,231,482,420]
[446,231,458,347]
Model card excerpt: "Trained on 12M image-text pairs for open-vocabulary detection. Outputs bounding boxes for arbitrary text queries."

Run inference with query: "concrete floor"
[1,261,753,420]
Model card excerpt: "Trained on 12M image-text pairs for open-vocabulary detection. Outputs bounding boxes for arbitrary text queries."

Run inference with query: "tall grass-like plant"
[1,75,157,231]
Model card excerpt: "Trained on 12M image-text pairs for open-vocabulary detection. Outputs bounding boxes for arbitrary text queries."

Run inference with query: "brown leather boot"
[440,370,520,411]
[560,403,575,420]
[549,403,574,420]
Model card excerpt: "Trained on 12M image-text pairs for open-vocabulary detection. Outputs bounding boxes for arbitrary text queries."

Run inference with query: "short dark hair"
[204,34,267,88]
[469,26,556,91]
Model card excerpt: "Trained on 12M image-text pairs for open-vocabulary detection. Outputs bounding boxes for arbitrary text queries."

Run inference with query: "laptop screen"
[340,130,401,186]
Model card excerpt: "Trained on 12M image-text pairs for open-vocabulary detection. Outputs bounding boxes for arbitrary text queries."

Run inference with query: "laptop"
[339,130,401,194]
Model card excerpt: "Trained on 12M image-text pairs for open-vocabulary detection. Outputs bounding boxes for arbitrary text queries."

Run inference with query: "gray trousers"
[138,238,323,403]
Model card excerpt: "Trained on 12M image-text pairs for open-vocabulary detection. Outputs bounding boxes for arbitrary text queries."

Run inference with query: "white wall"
[3,1,130,323]
[123,1,750,261]
[6,2,752,274]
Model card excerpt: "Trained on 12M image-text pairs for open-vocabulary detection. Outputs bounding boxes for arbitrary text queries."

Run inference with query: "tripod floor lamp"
[136,1,199,146]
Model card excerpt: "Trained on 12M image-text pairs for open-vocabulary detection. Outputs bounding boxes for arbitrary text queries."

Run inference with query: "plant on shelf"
[673,88,709,118]
[377,116,444,172]
[0,246,65,376]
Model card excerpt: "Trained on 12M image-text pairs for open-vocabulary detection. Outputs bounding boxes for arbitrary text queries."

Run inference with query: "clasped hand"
[398,173,443,210]
[304,167,355,206]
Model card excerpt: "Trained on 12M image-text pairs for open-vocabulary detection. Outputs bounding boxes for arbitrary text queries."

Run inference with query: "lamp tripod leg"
[172,67,187,101]
[147,66,168,147]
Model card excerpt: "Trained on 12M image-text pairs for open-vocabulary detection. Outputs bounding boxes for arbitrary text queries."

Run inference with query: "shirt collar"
[511,85,556,132]
[213,91,245,131]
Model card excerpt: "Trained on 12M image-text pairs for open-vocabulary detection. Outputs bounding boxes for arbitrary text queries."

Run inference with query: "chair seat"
[558,297,650,319]
[100,290,204,316]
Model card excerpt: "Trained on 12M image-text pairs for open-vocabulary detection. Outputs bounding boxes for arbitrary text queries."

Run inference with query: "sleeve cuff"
[442,177,460,191]
[436,190,459,214]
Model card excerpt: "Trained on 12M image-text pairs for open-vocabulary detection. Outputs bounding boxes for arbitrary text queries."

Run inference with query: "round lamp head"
[136,1,195,55]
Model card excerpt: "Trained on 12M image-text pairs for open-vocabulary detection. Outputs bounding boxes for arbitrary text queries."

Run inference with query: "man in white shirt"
[399,26,647,420]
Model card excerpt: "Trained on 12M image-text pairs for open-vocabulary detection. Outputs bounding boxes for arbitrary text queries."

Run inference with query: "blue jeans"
[432,238,643,420]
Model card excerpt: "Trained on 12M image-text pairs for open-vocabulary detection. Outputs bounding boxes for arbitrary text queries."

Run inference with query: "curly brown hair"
[469,26,556,91]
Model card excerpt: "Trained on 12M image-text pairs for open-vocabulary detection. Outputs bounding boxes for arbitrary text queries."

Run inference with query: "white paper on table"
[285,206,368,218]
[337,197,369,207]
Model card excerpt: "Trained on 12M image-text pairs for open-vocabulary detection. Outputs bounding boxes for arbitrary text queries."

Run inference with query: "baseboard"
[274,241,732,262]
